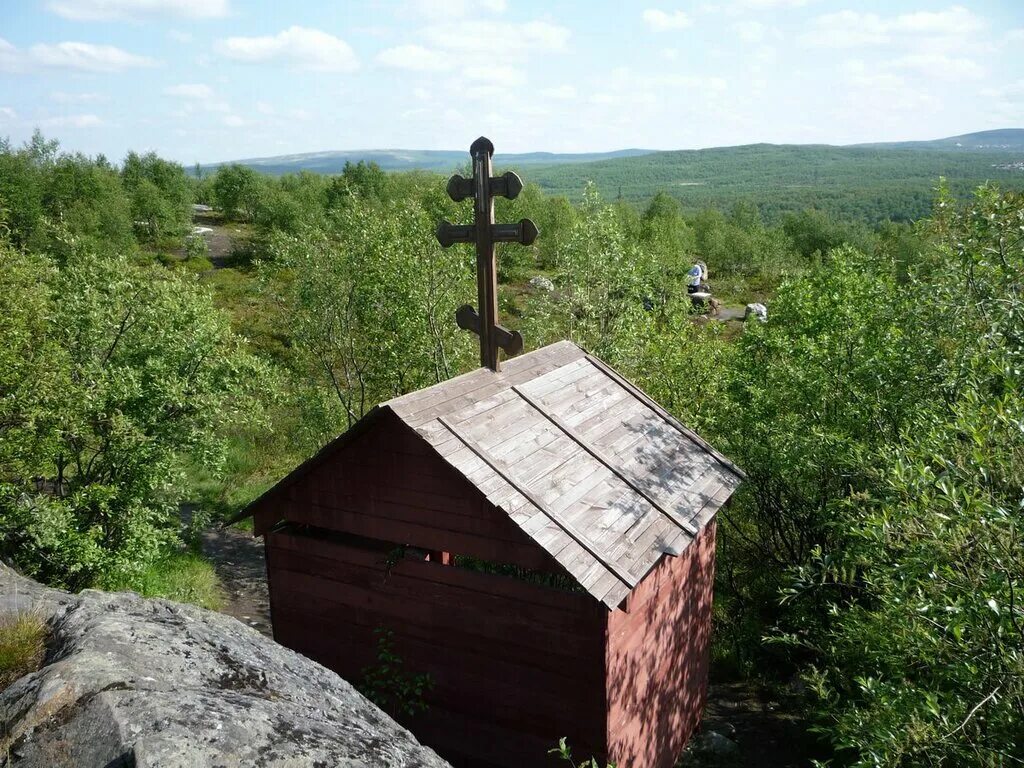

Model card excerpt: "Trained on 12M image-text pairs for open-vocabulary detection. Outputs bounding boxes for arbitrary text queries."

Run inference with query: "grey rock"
[528,276,554,292]
[0,564,449,768]
[744,303,768,322]
[698,730,740,756]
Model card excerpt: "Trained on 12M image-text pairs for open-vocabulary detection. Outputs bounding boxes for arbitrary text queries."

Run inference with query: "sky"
[0,0,1022,164]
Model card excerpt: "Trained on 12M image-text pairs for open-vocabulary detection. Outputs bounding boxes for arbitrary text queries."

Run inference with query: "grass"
[0,612,47,690]
[110,551,224,611]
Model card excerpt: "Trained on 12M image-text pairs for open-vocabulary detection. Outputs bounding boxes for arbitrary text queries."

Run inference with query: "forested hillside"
[1,131,1021,766]
[520,142,1024,222]
[198,147,654,175]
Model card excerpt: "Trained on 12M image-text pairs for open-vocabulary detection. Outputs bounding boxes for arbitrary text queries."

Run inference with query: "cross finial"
[436,137,538,372]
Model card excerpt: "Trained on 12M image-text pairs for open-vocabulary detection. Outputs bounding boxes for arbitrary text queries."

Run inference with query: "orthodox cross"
[437,137,538,372]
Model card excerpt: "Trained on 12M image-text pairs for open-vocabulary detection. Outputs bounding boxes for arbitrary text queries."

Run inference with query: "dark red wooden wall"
[605,521,717,768]
[258,409,608,767]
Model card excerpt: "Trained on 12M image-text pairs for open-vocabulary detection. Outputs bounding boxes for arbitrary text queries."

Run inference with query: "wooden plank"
[512,385,699,537]
[278,498,556,570]
[584,352,745,480]
[391,342,581,424]
[509,356,593,398]
[270,601,604,682]
[437,416,635,596]
[268,530,594,612]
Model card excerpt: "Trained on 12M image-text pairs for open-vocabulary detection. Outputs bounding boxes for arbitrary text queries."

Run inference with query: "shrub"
[358,628,433,717]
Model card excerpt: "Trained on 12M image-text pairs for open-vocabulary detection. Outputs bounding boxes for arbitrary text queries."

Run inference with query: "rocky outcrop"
[0,564,450,768]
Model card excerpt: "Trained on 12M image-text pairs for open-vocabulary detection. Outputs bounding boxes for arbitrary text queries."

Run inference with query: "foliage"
[121,151,193,244]
[525,144,1024,224]
[778,186,1024,765]
[0,232,269,590]
[185,231,209,261]
[549,737,616,768]
[523,183,660,360]
[8,129,1022,765]
[0,612,46,690]
[212,163,263,222]
[708,185,1024,764]
[263,191,473,440]
[358,628,433,717]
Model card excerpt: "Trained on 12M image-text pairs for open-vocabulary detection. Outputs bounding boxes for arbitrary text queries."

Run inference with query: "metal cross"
[436,137,538,372]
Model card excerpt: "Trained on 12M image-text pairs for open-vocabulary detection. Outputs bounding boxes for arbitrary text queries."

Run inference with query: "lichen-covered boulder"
[528,275,554,292]
[0,564,450,768]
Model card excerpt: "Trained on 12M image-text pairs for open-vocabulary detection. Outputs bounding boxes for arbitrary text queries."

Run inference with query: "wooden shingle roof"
[383,341,743,608]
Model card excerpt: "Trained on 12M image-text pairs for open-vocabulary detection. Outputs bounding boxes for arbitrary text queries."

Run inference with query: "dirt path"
[683,680,813,766]
[192,212,239,267]
[200,524,273,637]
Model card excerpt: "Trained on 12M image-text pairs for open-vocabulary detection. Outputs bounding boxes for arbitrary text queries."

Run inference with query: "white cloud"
[661,47,679,60]
[660,74,728,92]
[165,82,214,99]
[217,26,358,72]
[981,80,1024,100]
[736,20,764,42]
[376,44,452,72]
[735,0,810,8]
[51,91,104,103]
[40,113,104,128]
[27,41,157,71]
[590,93,614,105]
[540,85,577,100]
[0,106,16,121]
[222,114,245,127]
[805,5,986,49]
[413,87,431,101]
[167,30,194,44]
[463,64,525,87]
[47,0,229,20]
[408,0,504,18]
[842,59,907,91]
[894,6,984,35]
[0,39,18,71]
[642,9,693,31]
[888,53,984,81]
[737,20,770,42]
[421,20,569,53]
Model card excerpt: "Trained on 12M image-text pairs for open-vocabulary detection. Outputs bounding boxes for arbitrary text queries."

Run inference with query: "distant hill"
[853,129,1024,152]
[200,130,1024,224]
[516,139,1024,223]
[198,147,653,176]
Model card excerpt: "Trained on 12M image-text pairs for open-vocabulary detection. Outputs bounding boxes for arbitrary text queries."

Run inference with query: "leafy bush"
[358,628,433,717]
[0,232,269,590]
[711,185,1024,763]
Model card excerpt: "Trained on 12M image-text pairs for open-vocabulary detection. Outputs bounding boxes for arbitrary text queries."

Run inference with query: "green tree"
[0,232,268,590]
[121,151,192,243]
[212,163,263,221]
[784,186,1024,765]
[265,194,472,443]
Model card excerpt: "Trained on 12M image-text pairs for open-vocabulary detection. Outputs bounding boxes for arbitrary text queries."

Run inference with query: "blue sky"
[1,0,1022,163]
